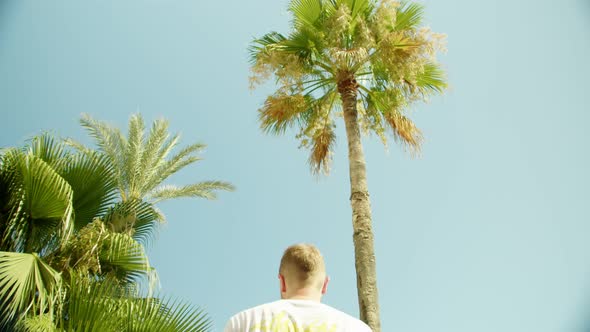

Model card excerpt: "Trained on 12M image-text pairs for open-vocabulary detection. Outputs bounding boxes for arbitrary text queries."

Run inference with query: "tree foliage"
[250,0,447,173]
[0,115,231,331]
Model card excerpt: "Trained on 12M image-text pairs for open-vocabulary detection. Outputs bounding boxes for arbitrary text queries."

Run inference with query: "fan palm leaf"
[65,276,211,332]
[0,252,63,328]
[99,232,153,285]
[393,2,424,31]
[59,152,118,231]
[0,150,74,253]
[27,134,69,169]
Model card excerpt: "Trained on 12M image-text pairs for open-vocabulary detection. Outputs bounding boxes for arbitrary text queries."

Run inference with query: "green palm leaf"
[290,0,323,28]
[80,114,231,206]
[1,150,74,252]
[148,181,236,203]
[341,0,373,19]
[394,2,424,31]
[27,134,68,169]
[80,113,127,197]
[65,276,125,332]
[60,152,118,231]
[15,314,57,332]
[126,298,212,332]
[0,252,62,328]
[141,142,206,197]
[99,232,153,284]
[248,32,287,65]
[101,199,164,245]
[125,114,146,199]
[415,62,447,94]
[137,119,173,197]
[65,276,211,332]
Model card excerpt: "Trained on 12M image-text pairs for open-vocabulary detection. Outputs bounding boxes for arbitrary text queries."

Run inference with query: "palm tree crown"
[77,113,234,203]
[71,114,235,243]
[250,0,447,173]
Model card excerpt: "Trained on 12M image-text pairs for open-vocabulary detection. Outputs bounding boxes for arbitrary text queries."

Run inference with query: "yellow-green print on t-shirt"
[249,312,337,332]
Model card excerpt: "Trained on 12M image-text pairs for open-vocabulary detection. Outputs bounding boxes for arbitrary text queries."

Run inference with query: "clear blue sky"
[1,0,589,331]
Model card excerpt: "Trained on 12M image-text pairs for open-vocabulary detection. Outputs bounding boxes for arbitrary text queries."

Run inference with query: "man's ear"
[278,274,287,293]
[321,276,329,295]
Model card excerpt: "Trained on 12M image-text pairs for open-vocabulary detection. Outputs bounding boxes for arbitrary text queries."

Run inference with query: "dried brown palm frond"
[384,111,423,154]
[259,93,308,134]
[309,124,336,174]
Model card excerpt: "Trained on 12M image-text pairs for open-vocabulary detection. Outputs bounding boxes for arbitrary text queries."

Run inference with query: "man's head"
[278,243,329,301]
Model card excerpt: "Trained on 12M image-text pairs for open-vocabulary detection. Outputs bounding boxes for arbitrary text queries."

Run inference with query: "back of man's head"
[279,243,326,292]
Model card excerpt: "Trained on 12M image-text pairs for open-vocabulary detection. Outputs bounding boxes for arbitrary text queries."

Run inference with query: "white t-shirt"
[224,299,372,332]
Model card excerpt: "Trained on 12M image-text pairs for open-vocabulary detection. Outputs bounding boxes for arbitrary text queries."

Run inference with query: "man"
[224,243,372,332]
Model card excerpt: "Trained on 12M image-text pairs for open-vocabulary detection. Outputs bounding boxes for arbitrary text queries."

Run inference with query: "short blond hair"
[279,244,325,287]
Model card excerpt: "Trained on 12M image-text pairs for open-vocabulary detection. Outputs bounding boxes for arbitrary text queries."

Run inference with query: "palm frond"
[101,199,164,246]
[149,181,235,203]
[15,314,57,332]
[27,133,68,169]
[99,232,153,284]
[285,28,326,65]
[363,86,422,152]
[0,252,63,328]
[124,114,146,199]
[80,114,126,195]
[259,93,309,134]
[309,123,336,174]
[394,2,424,31]
[60,152,117,231]
[65,275,124,332]
[136,132,180,197]
[340,0,373,19]
[137,119,171,196]
[384,111,423,153]
[143,143,206,193]
[1,151,74,252]
[125,296,212,332]
[66,275,211,332]
[290,0,323,28]
[248,32,287,65]
[415,62,447,94]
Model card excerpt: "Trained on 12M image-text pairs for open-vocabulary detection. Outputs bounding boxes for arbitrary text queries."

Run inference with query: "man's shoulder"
[225,300,372,332]
[226,300,283,320]
[318,303,372,331]
[225,300,285,332]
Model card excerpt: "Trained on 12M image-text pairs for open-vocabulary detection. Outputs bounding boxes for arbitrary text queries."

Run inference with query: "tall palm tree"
[249,0,447,330]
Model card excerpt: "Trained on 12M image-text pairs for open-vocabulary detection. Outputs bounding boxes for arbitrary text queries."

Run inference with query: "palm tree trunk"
[338,77,381,332]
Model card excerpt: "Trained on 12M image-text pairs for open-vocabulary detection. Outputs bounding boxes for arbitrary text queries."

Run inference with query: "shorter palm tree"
[0,114,231,331]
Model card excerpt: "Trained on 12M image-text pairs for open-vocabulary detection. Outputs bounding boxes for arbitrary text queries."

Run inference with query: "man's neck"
[282,290,321,302]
